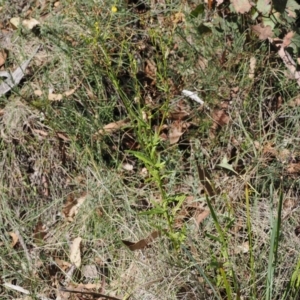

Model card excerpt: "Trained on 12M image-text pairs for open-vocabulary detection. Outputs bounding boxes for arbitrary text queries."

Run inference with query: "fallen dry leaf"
[249,56,256,79]
[169,120,184,145]
[10,17,21,29]
[122,231,160,251]
[56,131,71,141]
[210,108,230,137]
[64,193,87,220]
[234,241,249,254]
[282,31,295,48]
[33,220,47,244]
[286,8,297,18]
[172,12,185,25]
[55,258,71,271]
[22,18,40,30]
[0,49,7,67]
[262,142,277,159]
[212,108,230,126]
[70,237,82,268]
[76,283,102,290]
[252,24,273,40]
[196,55,208,70]
[144,58,156,80]
[283,198,296,210]
[277,149,291,163]
[33,90,43,96]
[231,0,252,14]
[288,97,300,107]
[194,209,210,226]
[10,17,40,30]
[286,163,300,174]
[82,265,98,280]
[95,119,129,136]
[48,86,78,101]
[9,232,18,247]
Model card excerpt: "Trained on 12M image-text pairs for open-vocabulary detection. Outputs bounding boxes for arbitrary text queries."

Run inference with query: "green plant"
[128,132,187,250]
[205,194,239,299]
[265,185,283,300]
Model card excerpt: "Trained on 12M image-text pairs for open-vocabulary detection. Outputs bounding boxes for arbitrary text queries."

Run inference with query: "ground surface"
[1,0,300,299]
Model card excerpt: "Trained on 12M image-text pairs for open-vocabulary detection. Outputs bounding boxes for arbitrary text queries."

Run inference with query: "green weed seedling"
[128,131,187,250]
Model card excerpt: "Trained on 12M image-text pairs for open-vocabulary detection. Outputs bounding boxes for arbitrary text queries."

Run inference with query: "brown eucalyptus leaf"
[122,231,160,251]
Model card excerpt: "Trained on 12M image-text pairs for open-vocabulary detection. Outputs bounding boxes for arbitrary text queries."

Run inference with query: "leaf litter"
[2,0,300,299]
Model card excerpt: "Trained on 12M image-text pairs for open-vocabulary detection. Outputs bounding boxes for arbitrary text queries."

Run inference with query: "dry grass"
[1,0,300,299]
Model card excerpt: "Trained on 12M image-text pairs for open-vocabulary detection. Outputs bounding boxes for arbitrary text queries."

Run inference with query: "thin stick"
[59,287,122,300]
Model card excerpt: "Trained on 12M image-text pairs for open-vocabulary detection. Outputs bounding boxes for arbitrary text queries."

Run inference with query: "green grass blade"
[265,184,283,300]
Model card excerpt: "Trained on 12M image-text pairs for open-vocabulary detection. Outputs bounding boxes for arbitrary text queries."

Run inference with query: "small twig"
[59,287,122,300]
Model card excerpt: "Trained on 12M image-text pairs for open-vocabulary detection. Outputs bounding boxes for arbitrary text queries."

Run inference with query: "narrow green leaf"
[128,150,154,166]
[190,4,205,18]
[139,207,166,215]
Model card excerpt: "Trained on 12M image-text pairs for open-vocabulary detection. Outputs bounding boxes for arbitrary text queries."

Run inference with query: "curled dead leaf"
[63,193,87,220]
[69,194,87,218]
[9,232,18,247]
[122,231,160,251]
[169,120,184,145]
[94,119,129,136]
